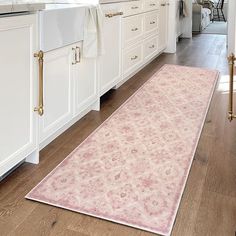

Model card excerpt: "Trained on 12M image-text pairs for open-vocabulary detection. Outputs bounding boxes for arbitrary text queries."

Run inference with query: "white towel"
[83,4,104,58]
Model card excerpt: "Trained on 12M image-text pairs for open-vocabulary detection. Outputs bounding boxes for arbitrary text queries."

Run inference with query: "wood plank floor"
[1,34,235,236]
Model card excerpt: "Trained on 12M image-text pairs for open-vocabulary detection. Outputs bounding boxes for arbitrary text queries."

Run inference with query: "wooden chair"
[212,0,226,22]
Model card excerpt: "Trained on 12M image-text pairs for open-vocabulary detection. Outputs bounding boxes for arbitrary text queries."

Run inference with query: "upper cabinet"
[0,14,38,176]
[99,3,122,96]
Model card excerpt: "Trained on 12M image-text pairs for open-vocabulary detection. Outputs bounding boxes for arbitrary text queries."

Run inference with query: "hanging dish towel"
[83,4,104,58]
[179,0,188,18]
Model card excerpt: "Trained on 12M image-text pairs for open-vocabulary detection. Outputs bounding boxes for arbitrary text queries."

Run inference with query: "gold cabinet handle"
[105,12,123,18]
[131,6,139,9]
[131,55,138,60]
[72,47,81,65]
[150,3,156,6]
[150,21,156,24]
[34,50,44,116]
[72,47,77,65]
[161,3,166,6]
[149,45,155,49]
[131,27,138,31]
[228,53,236,121]
[75,46,81,63]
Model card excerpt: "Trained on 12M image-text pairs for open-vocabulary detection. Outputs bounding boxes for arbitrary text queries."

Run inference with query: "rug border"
[25,64,220,236]
[167,69,219,236]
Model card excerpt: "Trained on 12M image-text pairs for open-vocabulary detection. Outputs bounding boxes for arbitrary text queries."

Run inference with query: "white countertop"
[99,0,138,3]
[0,0,138,15]
[0,1,45,14]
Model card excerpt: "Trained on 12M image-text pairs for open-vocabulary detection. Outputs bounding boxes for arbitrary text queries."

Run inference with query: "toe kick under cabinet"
[100,0,169,92]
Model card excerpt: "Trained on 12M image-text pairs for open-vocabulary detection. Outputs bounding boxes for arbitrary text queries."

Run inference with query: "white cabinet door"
[73,43,98,116]
[122,14,143,48]
[39,45,73,142]
[99,3,122,96]
[158,0,169,51]
[144,11,158,38]
[0,14,37,176]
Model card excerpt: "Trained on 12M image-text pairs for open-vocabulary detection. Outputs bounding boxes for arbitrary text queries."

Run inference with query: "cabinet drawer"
[123,14,143,47]
[144,36,158,59]
[144,11,158,37]
[121,1,142,17]
[144,0,159,12]
[123,44,142,74]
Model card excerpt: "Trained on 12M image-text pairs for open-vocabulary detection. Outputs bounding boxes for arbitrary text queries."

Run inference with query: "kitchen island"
[0,0,170,178]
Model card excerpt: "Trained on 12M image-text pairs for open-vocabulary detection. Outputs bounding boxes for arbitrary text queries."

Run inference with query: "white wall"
[166,0,177,53]
[166,0,193,53]
[181,0,192,38]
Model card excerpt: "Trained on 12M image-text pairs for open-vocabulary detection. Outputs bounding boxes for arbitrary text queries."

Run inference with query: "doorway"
[197,0,228,36]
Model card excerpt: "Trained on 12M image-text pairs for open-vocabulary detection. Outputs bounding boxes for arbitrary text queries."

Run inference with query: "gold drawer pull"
[75,46,81,63]
[72,46,81,65]
[228,53,236,121]
[161,3,166,6]
[105,12,123,18]
[34,51,44,116]
[72,47,77,65]
[150,21,156,24]
[149,45,155,49]
[150,3,156,6]
[131,27,138,31]
[131,6,139,9]
[131,55,138,60]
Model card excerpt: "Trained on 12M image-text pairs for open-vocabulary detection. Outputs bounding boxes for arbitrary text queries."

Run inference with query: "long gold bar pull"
[228,53,236,122]
[105,12,123,18]
[34,50,44,116]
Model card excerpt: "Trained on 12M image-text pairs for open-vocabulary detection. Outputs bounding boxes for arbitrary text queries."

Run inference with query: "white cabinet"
[121,0,142,17]
[123,14,143,48]
[0,14,38,176]
[99,1,169,93]
[99,3,122,96]
[72,42,98,117]
[39,42,98,144]
[158,0,169,51]
[144,0,159,12]
[123,43,143,77]
[39,45,73,142]
[143,35,158,61]
[121,7,160,81]
[144,10,158,38]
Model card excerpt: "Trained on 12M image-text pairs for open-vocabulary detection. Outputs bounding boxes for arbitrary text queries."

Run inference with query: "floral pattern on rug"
[26,65,218,236]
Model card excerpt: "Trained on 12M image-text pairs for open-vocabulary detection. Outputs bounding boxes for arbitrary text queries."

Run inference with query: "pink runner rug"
[26,65,218,236]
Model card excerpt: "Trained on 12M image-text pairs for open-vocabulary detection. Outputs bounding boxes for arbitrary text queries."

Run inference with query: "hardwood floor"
[1,34,235,236]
